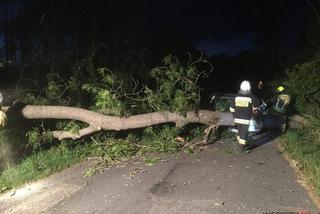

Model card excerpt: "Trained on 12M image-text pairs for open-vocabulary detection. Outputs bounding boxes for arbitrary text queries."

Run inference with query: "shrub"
[284,54,320,113]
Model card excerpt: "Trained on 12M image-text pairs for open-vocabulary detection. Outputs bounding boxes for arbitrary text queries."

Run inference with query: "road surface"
[0,132,319,214]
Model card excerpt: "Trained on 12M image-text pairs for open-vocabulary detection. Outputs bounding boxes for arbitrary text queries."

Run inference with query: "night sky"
[0,0,313,92]
[0,0,309,56]
[146,0,307,56]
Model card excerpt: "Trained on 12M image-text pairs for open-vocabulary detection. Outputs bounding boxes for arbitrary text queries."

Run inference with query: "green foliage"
[56,120,84,134]
[144,55,212,114]
[46,81,62,101]
[82,68,131,116]
[24,73,81,106]
[0,143,96,192]
[277,49,320,197]
[219,127,237,141]
[24,94,49,106]
[284,55,320,113]
[0,129,28,172]
[20,54,208,158]
[279,128,320,196]
[278,97,320,196]
[89,134,138,164]
[80,54,212,116]
[183,125,206,142]
[215,99,230,112]
[88,125,181,164]
[106,139,136,161]
[26,128,41,150]
[3,54,212,193]
[304,100,320,145]
[143,157,160,166]
[26,127,53,151]
[139,125,180,154]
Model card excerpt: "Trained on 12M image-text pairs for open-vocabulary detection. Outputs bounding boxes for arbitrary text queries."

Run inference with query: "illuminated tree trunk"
[3,105,234,140]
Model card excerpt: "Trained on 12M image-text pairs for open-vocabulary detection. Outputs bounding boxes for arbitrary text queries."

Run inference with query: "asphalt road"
[0,132,319,214]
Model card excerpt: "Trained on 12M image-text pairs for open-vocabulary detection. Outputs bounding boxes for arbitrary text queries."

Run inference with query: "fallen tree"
[0,55,220,143]
[3,105,235,140]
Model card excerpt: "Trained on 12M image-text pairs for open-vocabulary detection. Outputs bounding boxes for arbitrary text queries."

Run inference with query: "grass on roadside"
[278,128,320,196]
[0,143,96,193]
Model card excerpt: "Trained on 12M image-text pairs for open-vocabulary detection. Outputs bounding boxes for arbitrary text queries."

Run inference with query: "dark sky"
[148,0,259,40]
[0,0,310,59]
[146,0,307,55]
[0,0,313,90]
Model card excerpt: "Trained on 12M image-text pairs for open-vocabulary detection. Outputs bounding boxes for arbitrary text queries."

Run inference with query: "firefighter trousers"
[235,123,249,145]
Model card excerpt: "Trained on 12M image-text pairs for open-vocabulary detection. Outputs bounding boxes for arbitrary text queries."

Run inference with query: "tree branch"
[3,105,235,140]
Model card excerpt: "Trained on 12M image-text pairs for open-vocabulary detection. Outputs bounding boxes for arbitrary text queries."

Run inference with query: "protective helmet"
[240,80,251,92]
[276,86,285,93]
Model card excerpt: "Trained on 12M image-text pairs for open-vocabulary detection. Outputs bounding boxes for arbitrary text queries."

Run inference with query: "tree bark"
[3,105,235,140]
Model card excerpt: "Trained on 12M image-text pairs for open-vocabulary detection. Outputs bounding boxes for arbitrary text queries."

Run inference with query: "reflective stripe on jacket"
[273,94,290,114]
[234,118,250,125]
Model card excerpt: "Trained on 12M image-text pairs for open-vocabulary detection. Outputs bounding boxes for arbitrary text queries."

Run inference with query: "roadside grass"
[0,143,95,193]
[0,125,190,193]
[278,127,320,196]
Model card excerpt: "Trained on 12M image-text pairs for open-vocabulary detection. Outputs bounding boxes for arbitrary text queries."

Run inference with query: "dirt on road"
[0,135,319,214]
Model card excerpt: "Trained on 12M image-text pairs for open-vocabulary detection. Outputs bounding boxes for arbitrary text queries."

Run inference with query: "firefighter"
[271,86,291,133]
[229,80,260,151]
[255,80,265,102]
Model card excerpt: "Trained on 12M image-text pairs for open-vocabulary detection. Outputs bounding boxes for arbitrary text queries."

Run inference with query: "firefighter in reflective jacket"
[272,86,290,114]
[272,86,291,132]
[229,80,260,150]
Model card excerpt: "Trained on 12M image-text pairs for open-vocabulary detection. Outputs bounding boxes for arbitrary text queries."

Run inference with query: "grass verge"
[278,128,320,196]
[0,143,95,193]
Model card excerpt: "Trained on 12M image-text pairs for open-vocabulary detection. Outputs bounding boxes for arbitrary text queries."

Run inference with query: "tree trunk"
[3,105,234,140]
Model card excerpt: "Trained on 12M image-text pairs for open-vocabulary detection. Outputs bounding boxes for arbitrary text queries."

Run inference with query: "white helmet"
[240,80,251,92]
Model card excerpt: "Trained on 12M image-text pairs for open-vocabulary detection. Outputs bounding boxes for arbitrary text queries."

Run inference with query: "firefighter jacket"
[272,93,291,114]
[229,91,260,125]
